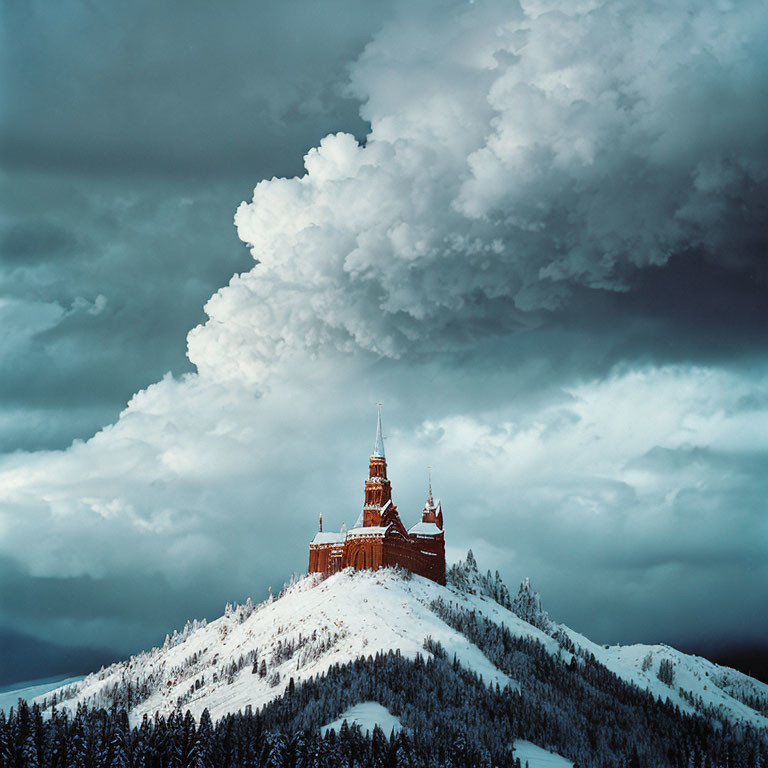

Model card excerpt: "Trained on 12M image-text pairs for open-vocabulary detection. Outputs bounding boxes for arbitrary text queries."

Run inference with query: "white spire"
[427,465,433,505]
[373,403,385,458]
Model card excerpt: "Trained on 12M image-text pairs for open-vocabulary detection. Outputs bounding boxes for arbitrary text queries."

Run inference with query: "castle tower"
[419,468,443,529]
[421,468,438,524]
[362,406,392,526]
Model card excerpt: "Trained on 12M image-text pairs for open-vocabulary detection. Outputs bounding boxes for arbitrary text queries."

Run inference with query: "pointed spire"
[427,465,433,505]
[372,403,385,458]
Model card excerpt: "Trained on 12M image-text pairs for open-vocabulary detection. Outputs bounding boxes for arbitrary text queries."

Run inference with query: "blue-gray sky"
[1,0,767,686]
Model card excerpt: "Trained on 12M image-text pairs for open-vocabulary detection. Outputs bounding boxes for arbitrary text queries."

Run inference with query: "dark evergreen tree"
[658,658,676,686]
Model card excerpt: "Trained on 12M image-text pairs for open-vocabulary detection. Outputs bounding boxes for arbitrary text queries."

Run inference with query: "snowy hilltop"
[33,554,768,737]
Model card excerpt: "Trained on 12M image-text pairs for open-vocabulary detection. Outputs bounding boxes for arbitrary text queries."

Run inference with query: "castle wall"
[342,537,384,571]
[309,533,445,584]
[382,535,446,585]
[309,543,344,575]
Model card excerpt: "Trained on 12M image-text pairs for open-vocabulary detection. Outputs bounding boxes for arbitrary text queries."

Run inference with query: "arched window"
[355,549,366,570]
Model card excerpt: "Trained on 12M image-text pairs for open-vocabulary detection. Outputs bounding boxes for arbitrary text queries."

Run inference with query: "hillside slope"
[34,565,768,732]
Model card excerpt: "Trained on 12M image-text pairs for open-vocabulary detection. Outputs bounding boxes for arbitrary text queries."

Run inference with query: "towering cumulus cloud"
[189,0,768,386]
[1,0,767,657]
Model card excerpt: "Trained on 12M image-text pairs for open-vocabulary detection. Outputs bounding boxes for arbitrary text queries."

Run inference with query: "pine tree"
[108,726,130,768]
[658,659,675,686]
[21,735,40,768]
[267,733,287,768]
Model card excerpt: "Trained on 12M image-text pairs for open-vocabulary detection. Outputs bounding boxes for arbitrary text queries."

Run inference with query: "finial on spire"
[319,511,323,532]
[427,465,433,504]
[373,403,385,458]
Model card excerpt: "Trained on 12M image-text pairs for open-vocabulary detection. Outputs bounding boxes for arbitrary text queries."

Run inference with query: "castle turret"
[421,468,439,525]
[362,406,393,526]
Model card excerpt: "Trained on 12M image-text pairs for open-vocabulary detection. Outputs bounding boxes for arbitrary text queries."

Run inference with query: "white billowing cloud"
[188,0,768,387]
[421,365,768,510]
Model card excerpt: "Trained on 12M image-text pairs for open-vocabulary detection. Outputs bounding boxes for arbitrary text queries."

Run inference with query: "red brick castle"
[308,409,446,584]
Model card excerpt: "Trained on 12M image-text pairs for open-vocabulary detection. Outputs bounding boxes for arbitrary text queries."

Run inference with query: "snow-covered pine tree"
[512,577,552,632]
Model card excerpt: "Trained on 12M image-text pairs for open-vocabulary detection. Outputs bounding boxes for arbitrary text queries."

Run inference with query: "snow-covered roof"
[346,525,391,538]
[310,532,345,546]
[408,522,443,536]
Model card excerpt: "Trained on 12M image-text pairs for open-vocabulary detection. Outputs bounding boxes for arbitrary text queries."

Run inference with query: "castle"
[308,409,446,584]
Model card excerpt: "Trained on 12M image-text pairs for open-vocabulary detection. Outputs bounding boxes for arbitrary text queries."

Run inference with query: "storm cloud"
[1,0,767,682]
[192,0,768,384]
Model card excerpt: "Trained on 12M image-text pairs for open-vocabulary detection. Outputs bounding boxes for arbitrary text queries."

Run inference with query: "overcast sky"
[1,0,767,686]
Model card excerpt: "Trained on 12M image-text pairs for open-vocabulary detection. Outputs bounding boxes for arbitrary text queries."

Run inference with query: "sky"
[1,0,767,686]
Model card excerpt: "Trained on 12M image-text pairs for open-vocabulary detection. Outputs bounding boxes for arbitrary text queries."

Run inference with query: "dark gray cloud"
[1,0,767,687]
[1,0,384,178]
[0,626,116,687]
[1,220,80,266]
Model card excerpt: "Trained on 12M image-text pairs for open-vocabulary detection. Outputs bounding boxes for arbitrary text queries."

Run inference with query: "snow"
[557,626,768,729]
[321,701,403,736]
[0,675,84,714]
[37,569,519,724]
[310,532,345,545]
[408,522,442,536]
[513,740,574,768]
[32,567,768,732]
[346,525,390,538]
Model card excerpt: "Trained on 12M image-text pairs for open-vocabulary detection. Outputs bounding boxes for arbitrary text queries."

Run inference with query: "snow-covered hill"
[0,675,84,714]
[34,564,768,733]
[560,625,768,730]
[35,568,524,724]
